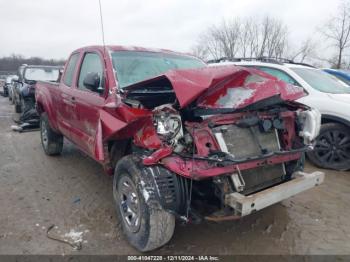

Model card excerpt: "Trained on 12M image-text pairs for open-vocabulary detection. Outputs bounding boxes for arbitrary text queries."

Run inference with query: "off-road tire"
[113,155,175,252]
[307,123,350,171]
[40,113,63,155]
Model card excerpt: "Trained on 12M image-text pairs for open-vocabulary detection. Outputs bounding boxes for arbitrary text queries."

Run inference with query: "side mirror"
[83,72,104,93]
[57,69,64,82]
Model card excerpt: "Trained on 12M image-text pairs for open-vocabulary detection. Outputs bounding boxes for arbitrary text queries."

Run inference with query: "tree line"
[191,1,350,69]
[0,54,65,74]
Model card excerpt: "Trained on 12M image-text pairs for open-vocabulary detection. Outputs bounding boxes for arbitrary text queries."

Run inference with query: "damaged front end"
[121,65,324,221]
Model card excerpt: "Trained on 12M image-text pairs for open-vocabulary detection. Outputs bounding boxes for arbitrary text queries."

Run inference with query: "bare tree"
[192,16,289,61]
[0,54,65,71]
[259,16,288,58]
[321,1,350,69]
[239,18,256,58]
[190,44,209,60]
[290,39,316,62]
[198,30,224,60]
[215,19,241,59]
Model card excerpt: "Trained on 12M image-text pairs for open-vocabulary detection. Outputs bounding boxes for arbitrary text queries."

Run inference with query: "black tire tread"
[113,155,175,252]
[40,113,63,156]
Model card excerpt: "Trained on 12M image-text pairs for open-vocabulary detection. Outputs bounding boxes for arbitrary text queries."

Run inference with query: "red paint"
[133,118,162,149]
[36,45,307,179]
[125,65,305,109]
[161,152,302,179]
[143,146,173,165]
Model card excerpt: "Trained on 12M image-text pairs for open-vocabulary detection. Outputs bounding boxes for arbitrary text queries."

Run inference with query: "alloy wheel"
[314,129,350,167]
[118,175,141,233]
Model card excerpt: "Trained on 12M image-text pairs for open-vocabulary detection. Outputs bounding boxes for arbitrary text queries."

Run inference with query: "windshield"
[292,68,350,94]
[24,67,60,82]
[111,51,206,88]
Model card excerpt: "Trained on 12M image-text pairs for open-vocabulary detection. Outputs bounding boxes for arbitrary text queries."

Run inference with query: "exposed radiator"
[213,125,285,195]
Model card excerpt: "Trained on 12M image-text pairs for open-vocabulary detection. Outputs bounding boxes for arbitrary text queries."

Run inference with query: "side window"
[257,67,301,86]
[63,53,79,87]
[78,53,103,91]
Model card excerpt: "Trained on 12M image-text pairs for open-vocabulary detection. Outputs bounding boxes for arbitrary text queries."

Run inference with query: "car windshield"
[111,51,206,88]
[292,68,350,94]
[24,67,60,82]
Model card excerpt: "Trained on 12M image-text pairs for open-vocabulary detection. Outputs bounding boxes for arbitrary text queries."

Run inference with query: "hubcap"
[41,121,48,149]
[314,130,350,166]
[118,175,141,233]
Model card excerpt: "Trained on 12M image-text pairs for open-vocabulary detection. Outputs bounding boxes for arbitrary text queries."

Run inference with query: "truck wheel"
[113,156,175,252]
[15,101,22,113]
[307,123,350,171]
[21,98,26,112]
[40,113,63,155]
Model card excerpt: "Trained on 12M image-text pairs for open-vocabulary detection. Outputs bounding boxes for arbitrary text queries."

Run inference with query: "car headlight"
[297,108,321,145]
[154,112,182,141]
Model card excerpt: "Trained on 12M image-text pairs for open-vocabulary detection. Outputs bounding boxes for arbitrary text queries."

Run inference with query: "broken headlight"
[155,113,182,137]
[297,108,321,145]
[154,111,183,146]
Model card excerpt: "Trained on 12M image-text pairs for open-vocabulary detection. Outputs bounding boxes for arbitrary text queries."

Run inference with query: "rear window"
[24,68,60,82]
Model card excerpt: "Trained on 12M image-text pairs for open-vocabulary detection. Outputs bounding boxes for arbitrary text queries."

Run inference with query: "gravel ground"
[0,95,349,255]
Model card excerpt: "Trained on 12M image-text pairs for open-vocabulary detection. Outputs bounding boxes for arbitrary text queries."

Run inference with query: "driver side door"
[70,51,106,158]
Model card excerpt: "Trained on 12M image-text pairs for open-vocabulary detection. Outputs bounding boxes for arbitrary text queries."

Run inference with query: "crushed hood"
[123,65,305,109]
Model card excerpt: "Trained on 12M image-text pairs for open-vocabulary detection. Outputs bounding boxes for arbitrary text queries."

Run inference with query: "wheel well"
[322,115,350,128]
[108,139,132,168]
[36,102,45,115]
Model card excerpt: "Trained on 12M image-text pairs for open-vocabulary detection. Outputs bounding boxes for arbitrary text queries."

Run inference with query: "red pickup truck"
[35,45,324,251]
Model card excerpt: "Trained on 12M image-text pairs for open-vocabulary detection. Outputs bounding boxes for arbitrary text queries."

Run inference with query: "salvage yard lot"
[0,95,349,255]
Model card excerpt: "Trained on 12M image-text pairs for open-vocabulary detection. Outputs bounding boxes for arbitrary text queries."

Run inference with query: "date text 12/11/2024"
[127,255,220,261]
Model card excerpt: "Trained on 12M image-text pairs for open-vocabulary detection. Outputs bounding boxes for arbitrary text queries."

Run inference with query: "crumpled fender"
[93,104,160,162]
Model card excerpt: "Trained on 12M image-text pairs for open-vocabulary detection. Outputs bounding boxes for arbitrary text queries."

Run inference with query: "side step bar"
[225,171,325,217]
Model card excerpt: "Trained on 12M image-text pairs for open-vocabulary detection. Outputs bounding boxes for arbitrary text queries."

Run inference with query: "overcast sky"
[0,0,342,59]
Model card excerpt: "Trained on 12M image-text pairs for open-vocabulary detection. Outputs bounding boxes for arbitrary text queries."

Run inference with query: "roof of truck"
[73,45,195,57]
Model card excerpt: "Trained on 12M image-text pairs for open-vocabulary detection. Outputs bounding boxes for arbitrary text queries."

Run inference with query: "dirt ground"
[0,95,349,256]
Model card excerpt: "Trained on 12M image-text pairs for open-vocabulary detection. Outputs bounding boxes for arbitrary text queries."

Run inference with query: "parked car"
[0,77,5,92]
[323,68,350,86]
[0,77,6,96]
[8,75,18,104]
[211,58,350,170]
[13,65,62,131]
[35,46,324,251]
[13,64,27,113]
[2,75,17,97]
[13,65,61,115]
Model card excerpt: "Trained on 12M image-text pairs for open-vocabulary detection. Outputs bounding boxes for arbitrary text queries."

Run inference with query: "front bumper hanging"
[225,171,324,217]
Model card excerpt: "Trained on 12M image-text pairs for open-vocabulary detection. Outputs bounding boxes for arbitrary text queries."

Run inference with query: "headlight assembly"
[297,108,321,145]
